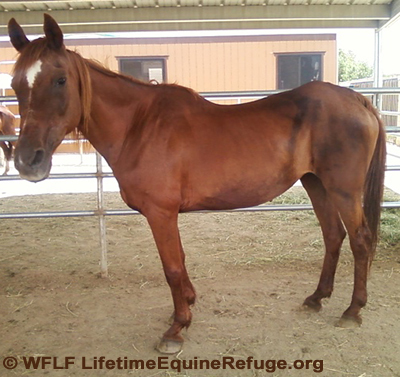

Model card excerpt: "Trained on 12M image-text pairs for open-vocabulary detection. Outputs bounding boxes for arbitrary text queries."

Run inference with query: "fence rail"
[1,88,400,277]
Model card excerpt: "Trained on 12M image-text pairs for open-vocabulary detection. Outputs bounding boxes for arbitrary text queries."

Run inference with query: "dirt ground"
[0,188,399,377]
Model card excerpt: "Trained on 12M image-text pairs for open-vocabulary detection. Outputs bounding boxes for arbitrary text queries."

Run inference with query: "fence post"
[96,152,108,278]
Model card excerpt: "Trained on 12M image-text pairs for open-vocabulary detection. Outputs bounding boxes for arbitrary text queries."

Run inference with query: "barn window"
[277,53,323,90]
[118,57,166,83]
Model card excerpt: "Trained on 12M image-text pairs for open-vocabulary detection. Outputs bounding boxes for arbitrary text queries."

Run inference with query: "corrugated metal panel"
[23,3,47,11]
[201,0,223,5]
[45,3,70,10]
[180,0,201,5]
[245,0,268,5]
[113,0,133,7]
[0,0,395,35]
[0,0,393,11]
[86,1,115,9]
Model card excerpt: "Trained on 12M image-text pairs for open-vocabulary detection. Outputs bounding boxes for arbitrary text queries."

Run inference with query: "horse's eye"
[57,77,67,86]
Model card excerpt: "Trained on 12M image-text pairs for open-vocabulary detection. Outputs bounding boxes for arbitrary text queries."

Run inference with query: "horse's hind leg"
[328,190,373,326]
[301,174,346,311]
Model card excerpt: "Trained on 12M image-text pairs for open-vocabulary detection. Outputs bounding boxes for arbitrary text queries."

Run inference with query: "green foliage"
[380,191,400,249]
[380,210,400,248]
[338,49,373,83]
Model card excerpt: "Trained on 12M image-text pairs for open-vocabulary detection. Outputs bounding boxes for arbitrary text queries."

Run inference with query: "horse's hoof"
[336,314,362,328]
[156,338,183,354]
[302,298,322,312]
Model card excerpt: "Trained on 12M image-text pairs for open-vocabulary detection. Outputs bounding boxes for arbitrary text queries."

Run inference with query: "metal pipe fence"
[1,88,400,277]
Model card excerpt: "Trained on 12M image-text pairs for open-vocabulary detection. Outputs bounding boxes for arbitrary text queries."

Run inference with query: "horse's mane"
[85,58,149,85]
[83,54,201,100]
[13,38,202,135]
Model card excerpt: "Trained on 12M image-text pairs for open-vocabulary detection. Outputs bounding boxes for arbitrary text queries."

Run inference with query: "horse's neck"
[82,69,153,168]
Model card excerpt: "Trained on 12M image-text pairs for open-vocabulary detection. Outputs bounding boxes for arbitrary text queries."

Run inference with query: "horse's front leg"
[3,159,10,175]
[145,208,196,354]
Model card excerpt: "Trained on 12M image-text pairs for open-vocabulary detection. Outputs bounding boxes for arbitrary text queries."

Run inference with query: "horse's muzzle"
[14,145,52,182]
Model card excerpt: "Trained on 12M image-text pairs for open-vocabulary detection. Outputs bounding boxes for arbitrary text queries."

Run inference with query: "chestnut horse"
[8,15,386,353]
[0,105,15,175]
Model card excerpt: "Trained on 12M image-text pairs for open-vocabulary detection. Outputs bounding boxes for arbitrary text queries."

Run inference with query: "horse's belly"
[180,173,299,212]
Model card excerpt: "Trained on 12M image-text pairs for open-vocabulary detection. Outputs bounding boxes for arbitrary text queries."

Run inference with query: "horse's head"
[9,14,88,182]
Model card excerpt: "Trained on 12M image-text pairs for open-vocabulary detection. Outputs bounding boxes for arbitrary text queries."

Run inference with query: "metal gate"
[1,89,399,277]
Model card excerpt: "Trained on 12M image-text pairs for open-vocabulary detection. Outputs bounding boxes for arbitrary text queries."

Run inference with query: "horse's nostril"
[30,148,45,167]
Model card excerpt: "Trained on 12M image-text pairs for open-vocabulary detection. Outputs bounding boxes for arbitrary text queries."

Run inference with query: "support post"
[374,28,383,109]
[96,152,108,278]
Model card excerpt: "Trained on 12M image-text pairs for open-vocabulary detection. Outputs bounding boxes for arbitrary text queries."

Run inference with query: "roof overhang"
[0,1,399,37]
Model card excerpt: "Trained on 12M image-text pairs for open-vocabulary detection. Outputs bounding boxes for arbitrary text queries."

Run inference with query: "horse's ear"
[8,18,30,52]
[43,14,63,50]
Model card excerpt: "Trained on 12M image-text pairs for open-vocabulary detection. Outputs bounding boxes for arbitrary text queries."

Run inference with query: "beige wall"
[0,34,336,152]
[0,34,337,94]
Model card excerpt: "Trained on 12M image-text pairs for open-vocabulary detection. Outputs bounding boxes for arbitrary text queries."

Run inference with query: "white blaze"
[26,60,43,88]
